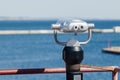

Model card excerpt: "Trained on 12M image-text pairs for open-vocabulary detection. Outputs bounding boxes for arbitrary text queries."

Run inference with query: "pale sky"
[0,0,120,19]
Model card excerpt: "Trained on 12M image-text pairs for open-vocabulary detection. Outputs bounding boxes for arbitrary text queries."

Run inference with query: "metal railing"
[0,66,119,80]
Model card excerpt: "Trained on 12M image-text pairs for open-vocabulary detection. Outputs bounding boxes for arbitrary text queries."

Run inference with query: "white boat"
[102,47,120,54]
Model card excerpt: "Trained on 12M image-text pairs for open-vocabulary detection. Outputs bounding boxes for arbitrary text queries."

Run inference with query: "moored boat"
[102,47,120,54]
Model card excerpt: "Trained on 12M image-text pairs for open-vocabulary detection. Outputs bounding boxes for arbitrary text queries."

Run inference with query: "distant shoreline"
[0,17,120,21]
[0,17,53,21]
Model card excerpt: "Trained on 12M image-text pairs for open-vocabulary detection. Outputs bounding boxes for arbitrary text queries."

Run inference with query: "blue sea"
[0,20,120,80]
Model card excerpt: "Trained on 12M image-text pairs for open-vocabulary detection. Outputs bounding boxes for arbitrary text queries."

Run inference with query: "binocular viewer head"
[52,19,94,46]
[52,19,94,33]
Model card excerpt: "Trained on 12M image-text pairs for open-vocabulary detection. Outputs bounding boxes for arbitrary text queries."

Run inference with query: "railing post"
[112,67,118,80]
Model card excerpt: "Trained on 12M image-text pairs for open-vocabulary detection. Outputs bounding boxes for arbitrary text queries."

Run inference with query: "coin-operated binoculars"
[52,19,94,80]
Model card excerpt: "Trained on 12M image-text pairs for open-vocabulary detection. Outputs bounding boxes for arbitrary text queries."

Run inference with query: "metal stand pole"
[63,46,83,80]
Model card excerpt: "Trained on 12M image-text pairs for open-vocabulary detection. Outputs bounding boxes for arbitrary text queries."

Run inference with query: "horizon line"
[0,16,120,20]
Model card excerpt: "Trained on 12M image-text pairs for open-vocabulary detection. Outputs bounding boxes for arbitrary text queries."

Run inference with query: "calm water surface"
[0,20,120,80]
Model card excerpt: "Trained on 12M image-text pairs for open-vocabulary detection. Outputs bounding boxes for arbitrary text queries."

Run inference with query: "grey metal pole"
[63,46,83,80]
